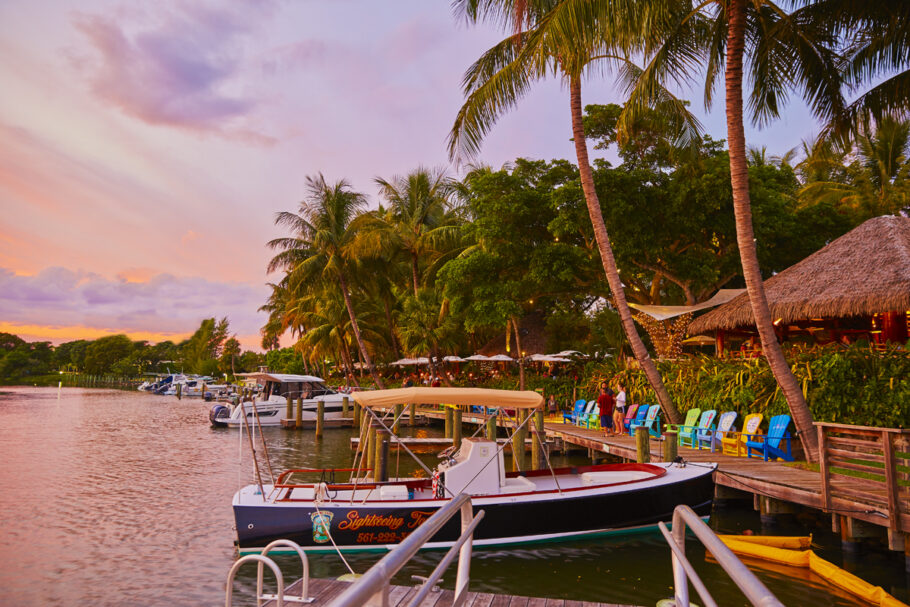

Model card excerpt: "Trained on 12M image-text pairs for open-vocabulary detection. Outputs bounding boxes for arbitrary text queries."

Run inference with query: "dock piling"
[316,400,324,438]
[394,404,403,435]
[353,401,361,429]
[409,403,416,426]
[634,427,650,463]
[286,395,293,421]
[444,407,453,439]
[486,415,497,441]
[453,408,462,450]
[342,396,349,418]
[375,430,390,482]
[664,431,678,462]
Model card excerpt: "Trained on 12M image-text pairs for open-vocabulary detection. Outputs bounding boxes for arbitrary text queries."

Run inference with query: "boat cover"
[352,387,544,409]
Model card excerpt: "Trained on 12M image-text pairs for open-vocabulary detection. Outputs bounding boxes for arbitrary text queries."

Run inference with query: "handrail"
[326,493,484,607]
[224,540,313,607]
[661,505,783,607]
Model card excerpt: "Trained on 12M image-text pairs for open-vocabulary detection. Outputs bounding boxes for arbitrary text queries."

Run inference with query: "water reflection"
[0,387,905,606]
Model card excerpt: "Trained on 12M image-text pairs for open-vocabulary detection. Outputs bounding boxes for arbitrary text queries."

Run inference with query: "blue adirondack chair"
[680,410,716,449]
[625,405,648,432]
[630,404,661,438]
[745,414,794,461]
[697,411,737,452]
[562,399,587,424]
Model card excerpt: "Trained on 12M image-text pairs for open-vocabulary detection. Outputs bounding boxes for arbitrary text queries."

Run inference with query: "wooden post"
[818,425,831,512]
[375,430,390,482]
[394,403,403,435]
[286,395,293,421]
[664,431,678,462]
[353,401,361,429]
[176,383,182,400]
[635,427,650,463]
[453,408,462,450]
[409,403,416,426]
[316,400,325,439]
[882,430,899,532]
[532,408,545,470]
[373,427,384,481]
[486,415,497,441]
[512,411,527,472]
[445,406,453,438]
[342,395,349,418]
[296,397,303,429]
[366,425,376,476]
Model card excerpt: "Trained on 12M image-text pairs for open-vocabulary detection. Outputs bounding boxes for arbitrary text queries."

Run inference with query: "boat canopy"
[237,372,326,383]
[352,387,544,409]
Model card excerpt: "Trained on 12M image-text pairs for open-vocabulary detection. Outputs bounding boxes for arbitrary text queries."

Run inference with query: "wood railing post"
[883,430,900,532]
[818,424,831,512]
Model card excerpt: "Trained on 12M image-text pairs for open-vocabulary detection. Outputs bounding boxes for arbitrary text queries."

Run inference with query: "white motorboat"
[209,373,347,427]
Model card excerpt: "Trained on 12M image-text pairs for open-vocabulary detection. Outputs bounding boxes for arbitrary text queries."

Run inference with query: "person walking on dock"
[612,381,626,436]
[597,385,614,435]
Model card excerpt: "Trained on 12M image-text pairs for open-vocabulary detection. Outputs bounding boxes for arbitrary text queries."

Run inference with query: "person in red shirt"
[597,384,615,435]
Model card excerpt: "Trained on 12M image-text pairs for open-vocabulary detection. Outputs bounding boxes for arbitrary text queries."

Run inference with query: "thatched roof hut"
[688,215,910,334]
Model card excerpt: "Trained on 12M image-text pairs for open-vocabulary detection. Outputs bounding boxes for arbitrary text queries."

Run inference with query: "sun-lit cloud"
[0,267,268,350]
[0,322,190,345]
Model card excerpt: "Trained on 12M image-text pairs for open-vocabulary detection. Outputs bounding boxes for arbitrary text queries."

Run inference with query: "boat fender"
[432,470,445,498]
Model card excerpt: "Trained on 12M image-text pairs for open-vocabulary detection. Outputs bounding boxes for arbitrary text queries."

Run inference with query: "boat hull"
[233,464,715,552]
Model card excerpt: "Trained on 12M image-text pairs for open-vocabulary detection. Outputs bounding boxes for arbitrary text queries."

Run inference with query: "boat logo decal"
[310,511,334,544]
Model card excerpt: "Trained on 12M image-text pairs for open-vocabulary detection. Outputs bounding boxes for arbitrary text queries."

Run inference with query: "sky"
[0,0,823,351]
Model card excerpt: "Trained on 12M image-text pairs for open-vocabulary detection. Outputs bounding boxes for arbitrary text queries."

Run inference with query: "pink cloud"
[70,4,275,144]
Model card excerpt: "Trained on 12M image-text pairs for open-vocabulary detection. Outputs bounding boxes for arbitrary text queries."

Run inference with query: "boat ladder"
[225,539,314,607]
[327,493,484,607]
[660,504,783,607]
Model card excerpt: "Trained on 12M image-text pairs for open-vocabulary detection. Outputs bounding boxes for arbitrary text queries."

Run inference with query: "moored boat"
[210,372,347,427]
[231,388,715,552]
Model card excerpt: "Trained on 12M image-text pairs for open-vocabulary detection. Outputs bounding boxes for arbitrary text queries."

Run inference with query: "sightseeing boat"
[210,372,347,428]
[231,388,715,552]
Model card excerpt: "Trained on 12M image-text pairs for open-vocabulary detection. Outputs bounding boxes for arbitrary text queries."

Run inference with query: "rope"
[312,498,356,575]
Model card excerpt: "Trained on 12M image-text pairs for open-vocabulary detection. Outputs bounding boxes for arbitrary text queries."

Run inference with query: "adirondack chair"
[679,409,717,449]
[585,403,600,429]
[630,404,661,438]
[562,399,587,424]
[625,405,648,432]
[622,404,640,431]
[697,411,737,452]
[666,408,700,445]
[720,413,763,456]
[745,414,794,461]
[577,400,596,427]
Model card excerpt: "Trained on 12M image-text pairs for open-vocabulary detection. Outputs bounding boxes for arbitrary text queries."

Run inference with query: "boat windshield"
[264,380,337,399]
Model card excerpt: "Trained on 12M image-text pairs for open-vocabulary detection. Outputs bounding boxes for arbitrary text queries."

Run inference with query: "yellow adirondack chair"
[720,413,763,456]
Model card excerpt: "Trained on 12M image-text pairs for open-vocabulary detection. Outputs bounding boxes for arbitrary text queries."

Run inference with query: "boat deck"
[260,576,642,607]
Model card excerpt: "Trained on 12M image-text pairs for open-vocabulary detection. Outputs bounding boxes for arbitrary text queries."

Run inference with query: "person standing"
[597,385,615,435]
[612,381,627,436]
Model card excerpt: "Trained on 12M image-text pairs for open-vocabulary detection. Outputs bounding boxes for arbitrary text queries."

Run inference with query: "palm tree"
[358,167,461,296]
[450,0,684,424]
[622,0,845,460]
[799,117,910,220]
[267,173,385,388]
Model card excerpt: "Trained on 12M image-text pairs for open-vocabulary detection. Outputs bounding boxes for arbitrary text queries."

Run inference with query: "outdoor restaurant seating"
[745,414,794,461]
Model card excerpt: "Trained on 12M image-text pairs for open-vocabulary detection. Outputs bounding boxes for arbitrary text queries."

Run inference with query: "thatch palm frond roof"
[689,215,910,333]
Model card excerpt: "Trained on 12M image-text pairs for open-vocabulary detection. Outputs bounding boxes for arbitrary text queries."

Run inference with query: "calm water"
[1,387,907,606]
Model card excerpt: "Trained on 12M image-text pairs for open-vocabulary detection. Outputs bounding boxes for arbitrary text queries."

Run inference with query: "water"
[1,387,907,606]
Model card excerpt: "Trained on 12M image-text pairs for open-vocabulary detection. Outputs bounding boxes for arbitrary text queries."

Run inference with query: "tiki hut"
[688,215,910,350]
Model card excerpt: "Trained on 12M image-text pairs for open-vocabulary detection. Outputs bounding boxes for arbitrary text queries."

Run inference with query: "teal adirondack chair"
[745,414,794,461]
[682,410,716,449]
[666,408,700,444]
[562,399,587,424]
[585,403,600,429]
[630,404,661,438]
[577,400,596,427]
[697,411,737,452]
[624,405,647,432]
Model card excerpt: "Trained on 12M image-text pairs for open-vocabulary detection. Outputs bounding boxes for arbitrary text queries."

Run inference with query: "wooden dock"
[261,576,641,607]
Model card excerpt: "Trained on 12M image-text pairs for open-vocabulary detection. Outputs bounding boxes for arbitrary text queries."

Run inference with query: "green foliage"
[84,335,134,375]
[180,317,230,374]
[593,344,910,428]
[265,347,308,375]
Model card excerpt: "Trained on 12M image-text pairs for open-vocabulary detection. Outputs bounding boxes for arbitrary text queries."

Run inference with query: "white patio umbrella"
[465,354,490,361]
[486,354,514,362]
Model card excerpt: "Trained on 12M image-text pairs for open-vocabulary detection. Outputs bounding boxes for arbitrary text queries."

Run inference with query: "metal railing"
[659,505,783,607]
[326,493,484,607]
[225,539,313,607]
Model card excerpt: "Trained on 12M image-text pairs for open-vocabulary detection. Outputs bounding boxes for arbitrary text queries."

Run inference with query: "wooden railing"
[816,422,910,532]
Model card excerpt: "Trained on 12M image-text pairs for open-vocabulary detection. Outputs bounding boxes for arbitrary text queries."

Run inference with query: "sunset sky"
[0,0,821,351]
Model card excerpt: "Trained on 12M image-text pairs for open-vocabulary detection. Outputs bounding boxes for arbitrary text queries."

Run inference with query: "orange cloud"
[0,322,190,345]
[115,267,157,283]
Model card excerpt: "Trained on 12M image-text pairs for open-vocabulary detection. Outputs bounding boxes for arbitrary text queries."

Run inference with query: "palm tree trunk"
[411,252,420,297]
[569,75,681,425]
[383,297,402,359]
[338,271,385,389]
[725,0,818,461]
[512,316,525,390]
